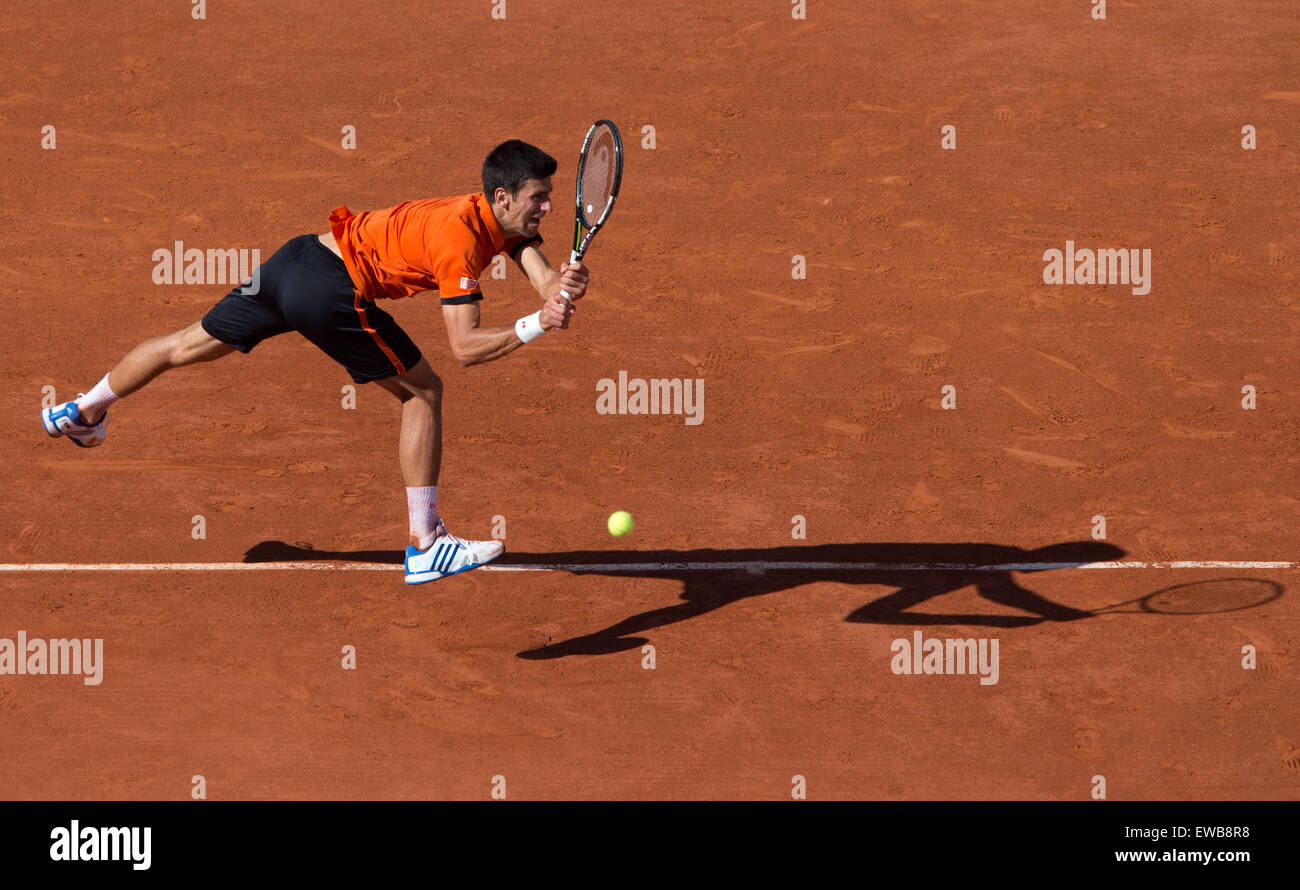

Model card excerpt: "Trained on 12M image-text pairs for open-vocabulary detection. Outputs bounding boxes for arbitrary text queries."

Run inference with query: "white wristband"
[515,310,547,344]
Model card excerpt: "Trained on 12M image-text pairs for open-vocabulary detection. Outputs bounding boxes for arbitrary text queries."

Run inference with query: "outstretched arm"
[441,296,572,368]
[515,243,590,302]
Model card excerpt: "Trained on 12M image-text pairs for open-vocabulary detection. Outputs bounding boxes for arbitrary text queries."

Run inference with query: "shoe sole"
[404,549,503,585]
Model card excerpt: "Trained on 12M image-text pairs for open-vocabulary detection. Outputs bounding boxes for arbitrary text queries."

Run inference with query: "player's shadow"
[508,540,1127,659]
[244,538,1127,658]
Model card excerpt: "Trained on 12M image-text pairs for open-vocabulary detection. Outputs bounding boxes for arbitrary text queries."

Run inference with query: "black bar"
[0,801,1287,877]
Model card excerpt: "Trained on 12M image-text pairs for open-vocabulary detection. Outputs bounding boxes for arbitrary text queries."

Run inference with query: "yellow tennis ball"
[607,510,634,537]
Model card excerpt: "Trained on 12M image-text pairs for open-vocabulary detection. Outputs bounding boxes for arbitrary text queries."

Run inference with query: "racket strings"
[580,127,618,220]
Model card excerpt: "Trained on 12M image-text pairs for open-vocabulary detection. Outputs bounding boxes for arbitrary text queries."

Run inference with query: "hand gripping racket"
[560,120,623,302]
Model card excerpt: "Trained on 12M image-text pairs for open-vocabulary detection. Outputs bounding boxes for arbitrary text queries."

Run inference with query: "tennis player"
[40,139,587,584]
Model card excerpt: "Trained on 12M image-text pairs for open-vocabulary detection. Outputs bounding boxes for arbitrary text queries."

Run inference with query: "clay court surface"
[1,1,1297,799]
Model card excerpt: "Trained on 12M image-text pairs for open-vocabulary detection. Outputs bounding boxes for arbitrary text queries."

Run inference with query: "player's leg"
[372,358,445,551]
[272,234,502,583]
[378,366,503,583]
[98,321,235,407]
[371,358,444,491]
[370,359,504,584]
[41,321,234,446]
[42,239,296,447]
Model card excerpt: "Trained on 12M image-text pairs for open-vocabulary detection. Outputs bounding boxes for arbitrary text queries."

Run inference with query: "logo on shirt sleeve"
[459,277,479,291]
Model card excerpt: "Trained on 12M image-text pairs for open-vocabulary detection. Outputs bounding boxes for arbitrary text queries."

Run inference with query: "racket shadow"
[1097,577,1285,616]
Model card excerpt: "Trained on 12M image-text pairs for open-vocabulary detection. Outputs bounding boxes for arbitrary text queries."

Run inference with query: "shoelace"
[431,519,468,551]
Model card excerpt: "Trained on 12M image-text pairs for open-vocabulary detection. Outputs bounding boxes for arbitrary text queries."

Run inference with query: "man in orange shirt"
[41,140,588,584]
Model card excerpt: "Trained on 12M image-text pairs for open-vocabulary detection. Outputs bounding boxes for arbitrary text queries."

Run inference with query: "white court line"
[0,560,1294,573]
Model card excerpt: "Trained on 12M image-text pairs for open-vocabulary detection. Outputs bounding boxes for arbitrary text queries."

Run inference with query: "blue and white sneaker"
[404,525,504,584]
[41,397,107,448]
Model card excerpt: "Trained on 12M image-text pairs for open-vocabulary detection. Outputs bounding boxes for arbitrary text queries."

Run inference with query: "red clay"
[1,1,1297,799]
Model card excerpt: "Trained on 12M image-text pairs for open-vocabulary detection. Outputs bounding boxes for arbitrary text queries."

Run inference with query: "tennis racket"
[560,119,623,302]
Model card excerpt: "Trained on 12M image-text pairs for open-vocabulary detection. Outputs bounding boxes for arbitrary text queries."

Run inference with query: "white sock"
[406,486,440,549]
[76,374,119,424]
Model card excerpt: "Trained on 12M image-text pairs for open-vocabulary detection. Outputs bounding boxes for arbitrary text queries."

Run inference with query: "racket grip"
[560,250,582,302]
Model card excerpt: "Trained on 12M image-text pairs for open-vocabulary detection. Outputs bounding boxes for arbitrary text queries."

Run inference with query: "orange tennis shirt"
[328,194,541,304]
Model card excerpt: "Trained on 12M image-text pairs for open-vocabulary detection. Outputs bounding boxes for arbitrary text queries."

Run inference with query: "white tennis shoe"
[41,397,108,448]
[404,525,504,584]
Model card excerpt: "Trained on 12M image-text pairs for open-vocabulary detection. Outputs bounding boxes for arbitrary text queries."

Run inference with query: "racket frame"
[561,119,623,301]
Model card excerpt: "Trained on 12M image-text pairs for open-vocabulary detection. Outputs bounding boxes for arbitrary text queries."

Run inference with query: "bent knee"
[410,374,443,405]
[376,367,443,405]
[401,364,443,404]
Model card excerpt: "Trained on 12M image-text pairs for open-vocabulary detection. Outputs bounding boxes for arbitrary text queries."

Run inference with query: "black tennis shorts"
[200,234,422,383]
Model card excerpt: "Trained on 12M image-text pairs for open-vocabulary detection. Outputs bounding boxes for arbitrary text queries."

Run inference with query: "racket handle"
[560,250,582,302]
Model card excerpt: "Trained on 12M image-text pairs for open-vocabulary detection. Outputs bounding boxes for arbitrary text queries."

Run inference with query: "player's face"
[501,177,553,237]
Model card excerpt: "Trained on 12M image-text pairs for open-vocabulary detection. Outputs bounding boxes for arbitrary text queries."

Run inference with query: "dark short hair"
[482,140,557,202]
